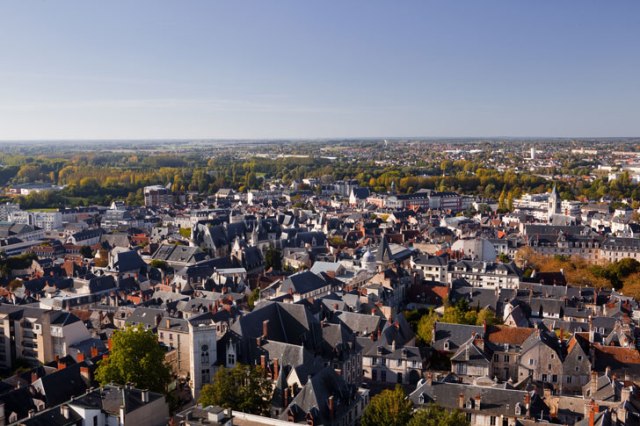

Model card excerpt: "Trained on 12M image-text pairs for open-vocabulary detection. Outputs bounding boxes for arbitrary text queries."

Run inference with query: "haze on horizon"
[0,1,639,141]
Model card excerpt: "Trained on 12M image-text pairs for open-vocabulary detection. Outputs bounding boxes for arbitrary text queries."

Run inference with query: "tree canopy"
[95,324,172,393]
[407,405,469,426]
[198,363,272,415]
[361,385,413,426]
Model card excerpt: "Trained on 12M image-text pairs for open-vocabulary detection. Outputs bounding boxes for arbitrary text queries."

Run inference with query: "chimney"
[80,366,91,381]
[589,401,599,426]
[260,355,266,371]
[474,394,481,410]
[256,337,262,347]
[621,385,632,402]
[273,358,279,380]
[328,395,335,421]
[60,405,70,420]
[426,372,433,386]
[166,318,171,329]
[141,389,149,403]
[458,393,465,409]
[90,345,99,358]
[590,371,598,396]
[283,388,290,407]
[77,352,85,363]
[28,409,35,419]
[605,366,611,378]
[31,371,39,384]
[262,320,269,339]
[57,359,67,370]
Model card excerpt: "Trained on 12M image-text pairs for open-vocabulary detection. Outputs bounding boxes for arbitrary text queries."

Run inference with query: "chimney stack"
[283,388,290,407]
[273,358,279,380]
[60,405,70,420]
[80,366,91,381]
[474,394,481,410]
[77,353,85,363]
[263,320,269,339]
[328,395,335,421]
[260,355,266,372]
[590,371,598,396]
[90,345,99,358]
[458,393,465,409]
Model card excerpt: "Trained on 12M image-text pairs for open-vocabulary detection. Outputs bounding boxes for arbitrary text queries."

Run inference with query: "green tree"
[408,405,469,426]
[264,247,282,271]
[417,310,439,344]
[95,325,172,393]
[198,364,272,415]
[361,385,413,426]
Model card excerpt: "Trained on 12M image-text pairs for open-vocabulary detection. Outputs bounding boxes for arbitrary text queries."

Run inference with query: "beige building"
[0,306,92,368]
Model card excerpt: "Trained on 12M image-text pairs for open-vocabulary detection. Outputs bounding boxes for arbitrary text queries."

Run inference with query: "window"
[93,416,98,426]
[372,357,377,365]
[548,364,552,370]
[494,354,499,361]
[227,353,235,366]
[578,355,583,361]
[528,359,534,366]
[490,416,496,426]
[397,359,402,367]
[504,355,510,362]
[552,375,557,383]
[542,374,547,382]
[567,376,572,384]
[381,371,387,382]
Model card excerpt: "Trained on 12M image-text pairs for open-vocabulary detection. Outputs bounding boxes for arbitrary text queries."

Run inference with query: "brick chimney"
[77,353,85,363]
[474,394,481,410]
[328,395,335,421]
[90,345,99,358]
[425,372,433,386]
[273,358,279,380]
[260,355,266,372]
[80,366,91,381]
[57,359,66,370]
[458,393,465,409]
[262,320,269,339]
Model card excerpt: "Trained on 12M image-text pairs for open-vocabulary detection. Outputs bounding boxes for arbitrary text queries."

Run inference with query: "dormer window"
[515,403,521,415]
[444,341,450,350]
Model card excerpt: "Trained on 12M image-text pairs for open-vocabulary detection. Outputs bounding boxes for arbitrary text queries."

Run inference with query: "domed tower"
[361,248,377,273]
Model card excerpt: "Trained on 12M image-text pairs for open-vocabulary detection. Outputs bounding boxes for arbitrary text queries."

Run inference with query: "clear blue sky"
[0,1,639,140]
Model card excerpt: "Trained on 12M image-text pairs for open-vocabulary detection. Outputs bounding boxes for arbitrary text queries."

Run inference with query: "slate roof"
[409,381,550,419]
[280,271,329,296]
[432,322,485,352]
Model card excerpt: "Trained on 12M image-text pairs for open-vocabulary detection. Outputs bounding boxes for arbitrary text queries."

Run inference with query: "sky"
[0,1,639,140]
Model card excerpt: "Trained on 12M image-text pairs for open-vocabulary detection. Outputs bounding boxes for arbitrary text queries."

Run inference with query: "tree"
[198,364,272,415]
[417,310,439,344]
[80,245,93,259]
[95,325,171,393]
[264,247,282,271]
[408,405,469,426]
[362,385,413,426]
